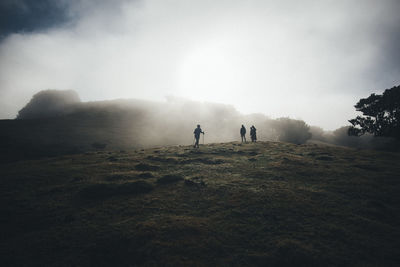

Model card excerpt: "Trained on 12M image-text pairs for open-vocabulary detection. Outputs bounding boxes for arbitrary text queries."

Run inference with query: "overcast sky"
[0,0,399,130]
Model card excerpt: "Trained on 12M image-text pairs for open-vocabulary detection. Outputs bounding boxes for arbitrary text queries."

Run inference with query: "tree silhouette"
[348,85,400,139]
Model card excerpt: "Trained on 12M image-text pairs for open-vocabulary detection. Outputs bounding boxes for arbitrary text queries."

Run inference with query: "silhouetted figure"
[250,125,257,142]
[193,124,204,148]
[240,125,247,143]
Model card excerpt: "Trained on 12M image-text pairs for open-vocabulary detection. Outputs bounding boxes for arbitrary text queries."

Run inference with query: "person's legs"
[195,137,199,148]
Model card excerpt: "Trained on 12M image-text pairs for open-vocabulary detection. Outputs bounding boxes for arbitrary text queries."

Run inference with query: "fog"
[12,89,312,148]
[0,88,396,164]
[1,0,400,130]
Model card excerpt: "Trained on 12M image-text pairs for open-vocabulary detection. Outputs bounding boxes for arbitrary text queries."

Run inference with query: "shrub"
[273,118,312,144]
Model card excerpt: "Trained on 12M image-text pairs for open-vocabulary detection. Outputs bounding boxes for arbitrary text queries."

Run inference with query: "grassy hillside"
[1,95,318,163]
[0,107,144,163]
[1,141,399,266]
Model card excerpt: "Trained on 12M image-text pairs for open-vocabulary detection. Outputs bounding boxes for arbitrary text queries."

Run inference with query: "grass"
[157,174,184,184]
[0,141,399,266]
[78,181,154,199]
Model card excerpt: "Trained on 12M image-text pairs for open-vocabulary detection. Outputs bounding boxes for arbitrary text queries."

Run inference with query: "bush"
[273,118,312,144]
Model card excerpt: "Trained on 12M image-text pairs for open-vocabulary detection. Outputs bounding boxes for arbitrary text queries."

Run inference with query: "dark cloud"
[374,25,400,86]
[0,0,70,38]
[357,1,400,92]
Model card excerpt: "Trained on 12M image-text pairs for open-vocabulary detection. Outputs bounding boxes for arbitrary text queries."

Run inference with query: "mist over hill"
[0,89,397,162]
[11,89,311,145]
[16,90,81,119]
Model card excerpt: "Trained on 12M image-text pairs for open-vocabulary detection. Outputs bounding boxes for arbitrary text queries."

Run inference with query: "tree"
[273,117,312,144]
[348,85,400,139]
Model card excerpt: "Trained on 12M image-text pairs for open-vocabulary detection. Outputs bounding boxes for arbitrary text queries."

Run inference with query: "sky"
[0,0,399,130]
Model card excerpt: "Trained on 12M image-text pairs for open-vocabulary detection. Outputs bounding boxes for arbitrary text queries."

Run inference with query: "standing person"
[250,125,257,142]
[240,125,247,143]
[193,124,204,148]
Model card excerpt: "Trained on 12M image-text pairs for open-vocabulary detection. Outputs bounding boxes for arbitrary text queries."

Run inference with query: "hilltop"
[1,141,399,266]
[3,89,397,164]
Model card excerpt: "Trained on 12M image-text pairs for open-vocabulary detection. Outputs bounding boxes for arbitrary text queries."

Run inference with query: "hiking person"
[250,125,257,142]
[240,125,247,143]
[193,124,204,148]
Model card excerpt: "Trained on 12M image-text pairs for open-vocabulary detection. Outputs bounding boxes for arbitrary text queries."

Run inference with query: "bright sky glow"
[0,0,399,130]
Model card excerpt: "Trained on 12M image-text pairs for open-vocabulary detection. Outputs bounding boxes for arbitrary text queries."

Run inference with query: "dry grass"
[0,141,400,266]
